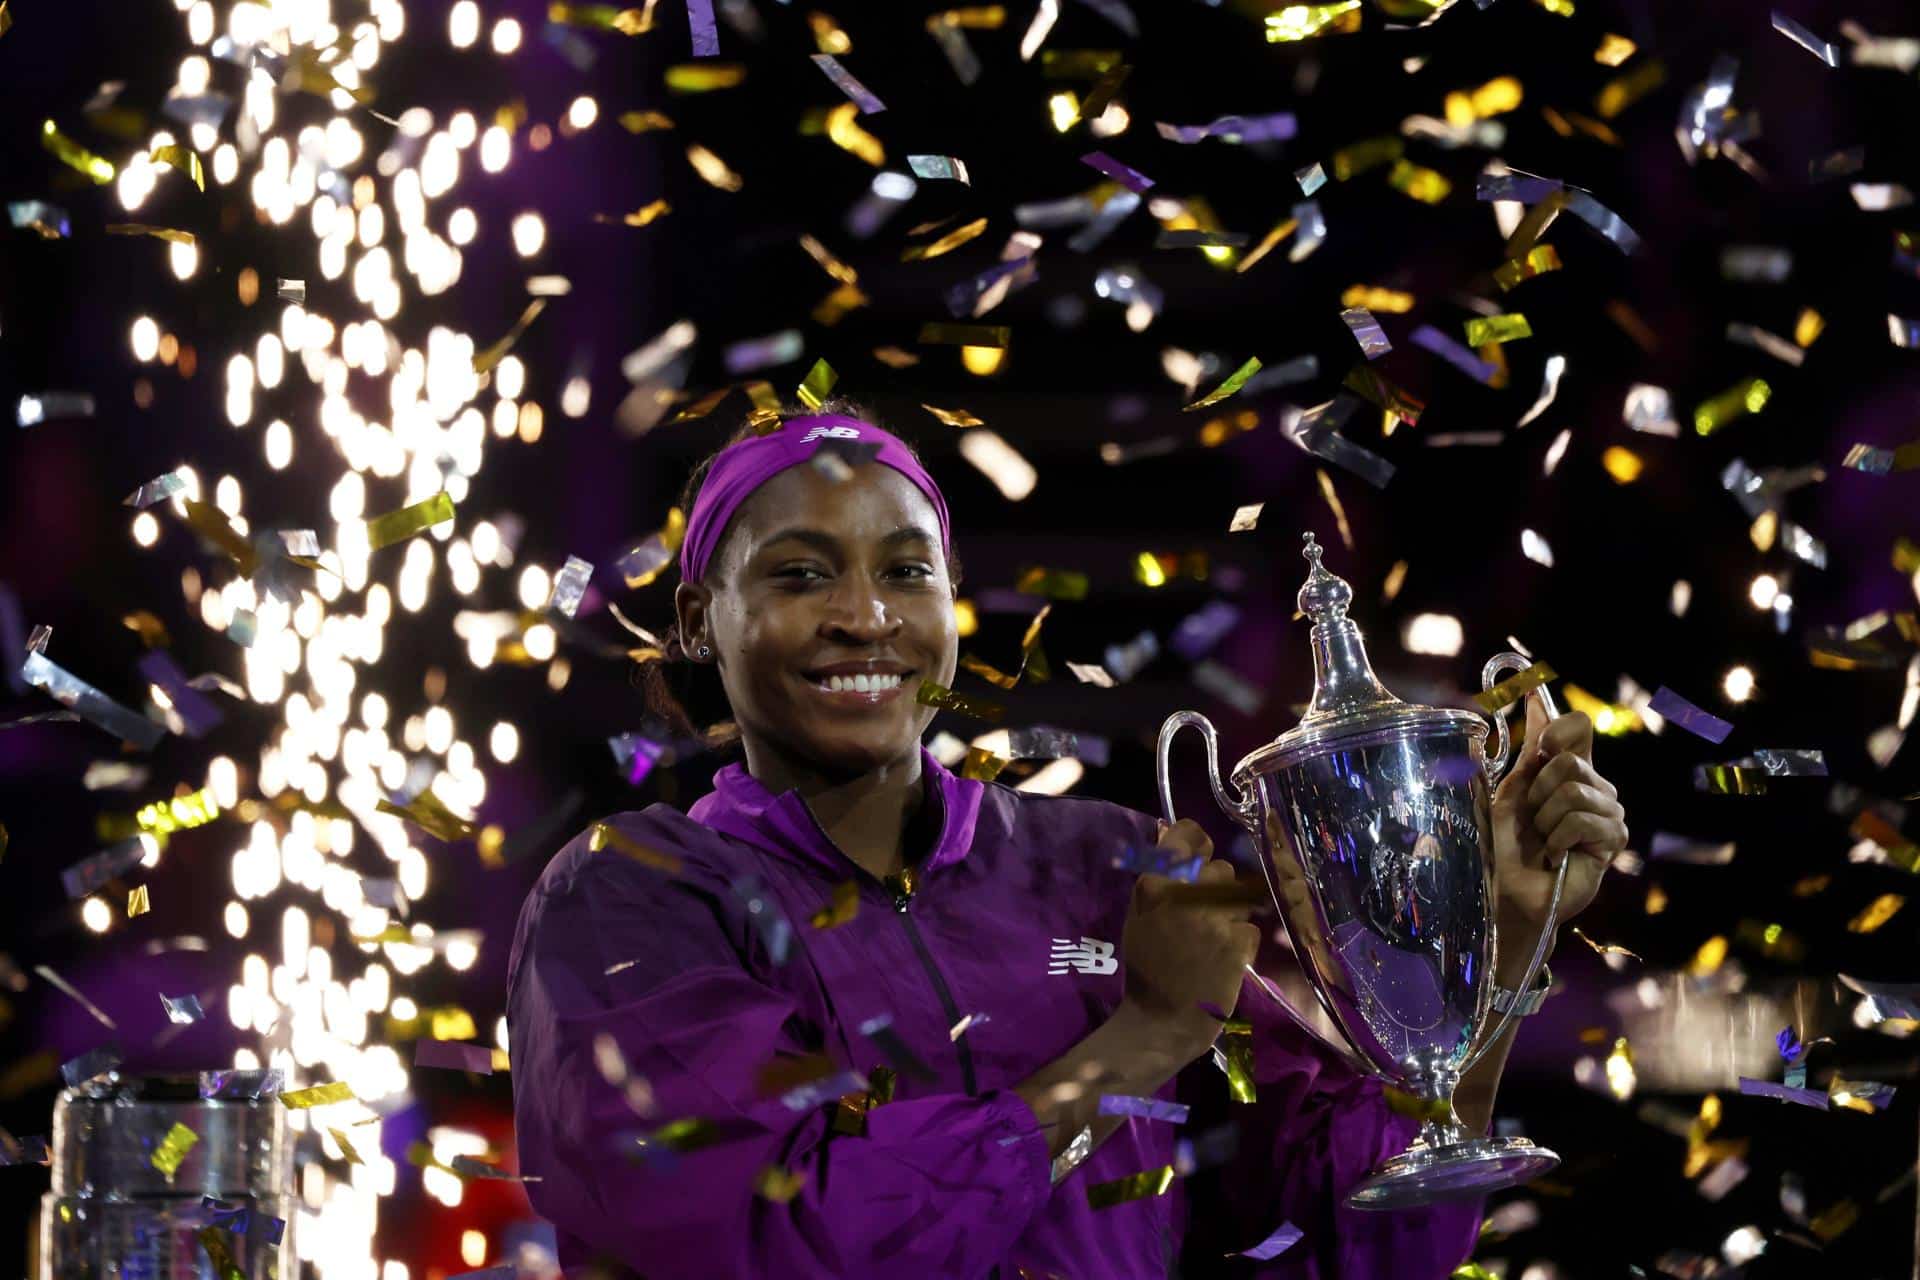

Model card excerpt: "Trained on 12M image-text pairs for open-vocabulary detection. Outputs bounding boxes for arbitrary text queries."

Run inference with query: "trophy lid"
[1235,533,1485,779]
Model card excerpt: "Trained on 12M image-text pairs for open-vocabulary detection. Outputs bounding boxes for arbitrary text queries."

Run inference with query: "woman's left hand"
[1490,689,1629,934]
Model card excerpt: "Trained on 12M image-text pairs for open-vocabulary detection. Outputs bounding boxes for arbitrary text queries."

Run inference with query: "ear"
[674,580,714,659]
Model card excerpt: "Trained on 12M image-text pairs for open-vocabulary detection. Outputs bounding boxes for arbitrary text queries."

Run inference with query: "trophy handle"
[1462,653,1569,1074]
[1154,710,1259,834]
[1155,711,1375,1075]
[1479,651,1562,784]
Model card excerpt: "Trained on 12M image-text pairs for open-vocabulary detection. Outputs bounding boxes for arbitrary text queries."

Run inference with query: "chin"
[792,724,923,777]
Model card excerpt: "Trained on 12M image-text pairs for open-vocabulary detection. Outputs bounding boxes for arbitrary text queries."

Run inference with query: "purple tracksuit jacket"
[506,749,1482,1278]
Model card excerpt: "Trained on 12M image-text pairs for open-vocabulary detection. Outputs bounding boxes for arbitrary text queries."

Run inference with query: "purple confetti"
[1340,306,1393,359]
[1098,1094,1190,1123]
[685,0,719,56]
[414,1040,498,1073]
[1648,687,1734,744]
[1112,845,1205,881]
[1234,1221,1305,1261]
[136,649,225,738]
[61,836,149,900]
[1154,113,1296,145]
[1080,151,1155,193]
[811,54,886,113]
[1475,170,1565,203]
[0,1131,49,1166]
[1776,1026,1802,1061]
[859,1013,935,1082]
[780,1068,868,1112]
[1738,1078,1829,1109]
[1171,601,1241,662]
[60,1043,122,1087]
[1411,324,1500,384]
[1173,1122,1240,1175]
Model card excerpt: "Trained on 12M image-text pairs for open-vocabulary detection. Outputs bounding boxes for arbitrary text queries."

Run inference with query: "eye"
[772,564,829,582]
[889,562,935,579]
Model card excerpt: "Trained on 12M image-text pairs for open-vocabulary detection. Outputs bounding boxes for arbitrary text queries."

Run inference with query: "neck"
[742,739,928,882]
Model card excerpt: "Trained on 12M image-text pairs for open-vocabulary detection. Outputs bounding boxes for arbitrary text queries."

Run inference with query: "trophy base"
[1344,1136,1560,1210]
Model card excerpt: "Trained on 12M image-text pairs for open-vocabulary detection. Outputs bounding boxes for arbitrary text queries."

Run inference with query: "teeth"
[821,673,902,692]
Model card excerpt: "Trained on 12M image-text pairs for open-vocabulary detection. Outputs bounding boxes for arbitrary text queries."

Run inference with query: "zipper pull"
[885,866,917,912]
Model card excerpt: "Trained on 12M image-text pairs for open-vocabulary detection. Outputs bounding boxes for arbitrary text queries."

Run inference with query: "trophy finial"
[1297,532,1353,621]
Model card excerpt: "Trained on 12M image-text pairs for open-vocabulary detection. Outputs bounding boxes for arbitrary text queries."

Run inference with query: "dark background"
[4,0,1920,1274]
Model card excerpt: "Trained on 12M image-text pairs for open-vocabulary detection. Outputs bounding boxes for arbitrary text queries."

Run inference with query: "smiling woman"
[503,405,1621,1280]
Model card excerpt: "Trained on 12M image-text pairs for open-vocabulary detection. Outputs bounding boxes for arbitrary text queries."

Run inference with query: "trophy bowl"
[1157,533,1570,1210]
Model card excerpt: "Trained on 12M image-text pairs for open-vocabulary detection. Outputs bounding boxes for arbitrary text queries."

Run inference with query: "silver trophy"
[1157,533,1571,1209]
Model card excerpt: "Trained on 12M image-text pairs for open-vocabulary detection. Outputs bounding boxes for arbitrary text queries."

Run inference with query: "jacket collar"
[688,746,984,878]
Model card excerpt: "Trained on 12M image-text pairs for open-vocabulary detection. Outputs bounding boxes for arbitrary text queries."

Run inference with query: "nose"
[819,577,900,646]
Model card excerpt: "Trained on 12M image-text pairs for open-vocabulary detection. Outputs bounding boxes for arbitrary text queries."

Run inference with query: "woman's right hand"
[1118,819,1262,1062]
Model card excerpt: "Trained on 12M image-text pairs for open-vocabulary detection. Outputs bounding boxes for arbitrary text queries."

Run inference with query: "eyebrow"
[759,525,939,556]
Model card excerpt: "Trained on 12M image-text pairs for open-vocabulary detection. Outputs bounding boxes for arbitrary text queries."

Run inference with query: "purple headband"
[678,414,953,582]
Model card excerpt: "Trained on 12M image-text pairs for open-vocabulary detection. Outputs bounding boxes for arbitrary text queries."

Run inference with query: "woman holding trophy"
[506,405,1629,1278]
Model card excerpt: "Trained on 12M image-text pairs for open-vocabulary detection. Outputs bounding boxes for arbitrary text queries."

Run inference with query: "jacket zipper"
[890,877,978,1098]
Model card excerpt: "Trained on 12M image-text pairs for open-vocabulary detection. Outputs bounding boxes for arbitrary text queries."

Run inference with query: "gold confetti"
[1339,285,1414,313]
[196,1227,247,1280]
[0,823,8,863]
[1794,307,1825,347]
[1473,661,1557,714]
[665,63,746,92]
[1571,926,1639,962]
[150,1121,198,1179]
[1183,356,1261,412]
[149,144,205,192]
[1847,893,1905,933]
[1493,244,1563,292]
[1600,446,1644,484]
[474,299,547,373]
[1791,874,1830,897]
[593,199,671,227]
[1809,1199,1859,1242]
[1386,158,1451,204]
[1331,136,1403,180]
[365,492,455,551]
[823,101,884,166]
[1464,314,1532,346]
[921,403,983,428]
[0,2,11,38]
[960,746,1011,781]
[1594,59,1666,119]
[1734,919,1804,963]
[1851,811,1920,871]
[41,120,114,183]
[1692,378,1771,436]
[279,1080,355,1109]
[901,216,989,262]
[375,788,475,842]
[686,143,743,191]
[136,787,221,836]
[105,224,195,245]
[548,2,653,33]
[809,880,859,929]
[1087,1164,1176,1208]
[1220,1018,1256,1102]
[126,884,150,918]
[796,357,837,410]
[1502,189,1567,260]
[179,500,259,574]
[328,1127,365,1164]
[590,822,686,875]
[1264,1,1360,43]
[873,345,919,368]
[915,678,1006,722]
[919,322,1009,347]
[1235,217,1298,274]
[1229,503,1263,533]
[755,1164,809,1201]
[1315,469,1353,551]
[618,110,675,132]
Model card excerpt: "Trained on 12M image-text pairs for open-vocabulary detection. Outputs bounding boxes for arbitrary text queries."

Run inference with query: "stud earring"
[697,645,712,659]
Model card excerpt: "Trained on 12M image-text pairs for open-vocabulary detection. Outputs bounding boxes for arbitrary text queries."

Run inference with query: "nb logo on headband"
[800,425,862,443]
